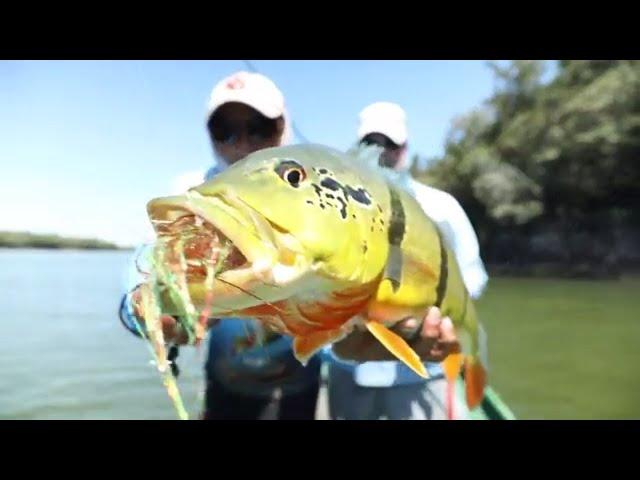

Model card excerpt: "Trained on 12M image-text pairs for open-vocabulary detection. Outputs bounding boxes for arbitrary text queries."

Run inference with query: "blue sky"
[0,60,557,246]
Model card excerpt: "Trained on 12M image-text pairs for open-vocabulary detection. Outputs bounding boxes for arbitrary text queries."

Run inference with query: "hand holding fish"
[331,306,460,363]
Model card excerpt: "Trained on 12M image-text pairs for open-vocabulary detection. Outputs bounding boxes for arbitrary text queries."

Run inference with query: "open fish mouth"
[150,211,250,282]
[146,190,307,291]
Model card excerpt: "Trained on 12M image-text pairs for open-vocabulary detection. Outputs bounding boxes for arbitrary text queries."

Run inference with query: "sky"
[0,60,557,247]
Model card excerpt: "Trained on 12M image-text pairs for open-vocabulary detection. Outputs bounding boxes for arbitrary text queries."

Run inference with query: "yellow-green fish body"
[146,144,488,409]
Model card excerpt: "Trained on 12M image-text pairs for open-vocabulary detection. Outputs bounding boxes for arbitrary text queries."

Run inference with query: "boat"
[460,380,516,420]
[318,363,517,420]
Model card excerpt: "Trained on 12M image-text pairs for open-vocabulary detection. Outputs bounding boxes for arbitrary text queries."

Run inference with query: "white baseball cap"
[357,102,409,146]
[206,71,286,121]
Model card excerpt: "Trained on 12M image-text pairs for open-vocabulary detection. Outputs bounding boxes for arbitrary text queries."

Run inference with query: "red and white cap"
[357,101,409,146]
[207,71,286,120]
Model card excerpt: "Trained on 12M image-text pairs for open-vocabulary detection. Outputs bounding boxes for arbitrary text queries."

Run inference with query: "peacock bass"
[145,144,488,410]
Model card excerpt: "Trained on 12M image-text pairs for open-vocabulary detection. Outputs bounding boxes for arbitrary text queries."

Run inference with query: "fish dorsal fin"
[365,321,428,379]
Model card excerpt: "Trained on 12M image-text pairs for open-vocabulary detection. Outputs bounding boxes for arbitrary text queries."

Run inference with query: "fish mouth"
[147,190,277,284]
[149,210,249,283]
[146,190,306,296]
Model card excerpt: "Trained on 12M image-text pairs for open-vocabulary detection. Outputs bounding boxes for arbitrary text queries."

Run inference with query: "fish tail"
[458,301,488,410]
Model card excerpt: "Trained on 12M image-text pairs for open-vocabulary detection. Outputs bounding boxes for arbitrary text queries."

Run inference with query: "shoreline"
[0,246,134,252]
[486,262,640,280]
[0,231,131,251]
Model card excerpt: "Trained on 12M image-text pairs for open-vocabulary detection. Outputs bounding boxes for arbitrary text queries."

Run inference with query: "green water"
[0,249,207,420]
[476,276,640,419]
[1,249,638,419]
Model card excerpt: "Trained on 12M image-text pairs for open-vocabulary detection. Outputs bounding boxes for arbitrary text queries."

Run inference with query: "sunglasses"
[209,114,281,145]
[360,134,402,150]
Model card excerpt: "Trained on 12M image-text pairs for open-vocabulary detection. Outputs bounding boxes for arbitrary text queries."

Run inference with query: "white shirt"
[407,178,488,300]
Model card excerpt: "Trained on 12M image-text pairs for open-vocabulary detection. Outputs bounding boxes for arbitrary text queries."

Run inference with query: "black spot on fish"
[320,177,341,192]
[352,214,356,219]
[336,197,348,219]
[377,204,383,213]
[319,168,328,175]
[320,203,326,209]
[319,178,372,206]
[306,200,314,205]
[384,187,407,293]
[312,184,323,197]
[387,188,406,246]
[380,218,385,225]
[370,226,374,232]
[326,193,335,200]
[346,186,372,205]
[434,229,449,308]
[363,243,368,253]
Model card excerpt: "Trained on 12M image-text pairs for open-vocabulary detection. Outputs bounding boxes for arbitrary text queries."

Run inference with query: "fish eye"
[275,160,307,188]
[284,168,303,186]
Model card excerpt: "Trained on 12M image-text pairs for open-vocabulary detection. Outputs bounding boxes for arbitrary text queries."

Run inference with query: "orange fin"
[293,329,345,365]
[365,321,428,379]
[464,357,487,409]
[442,352,464,382]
